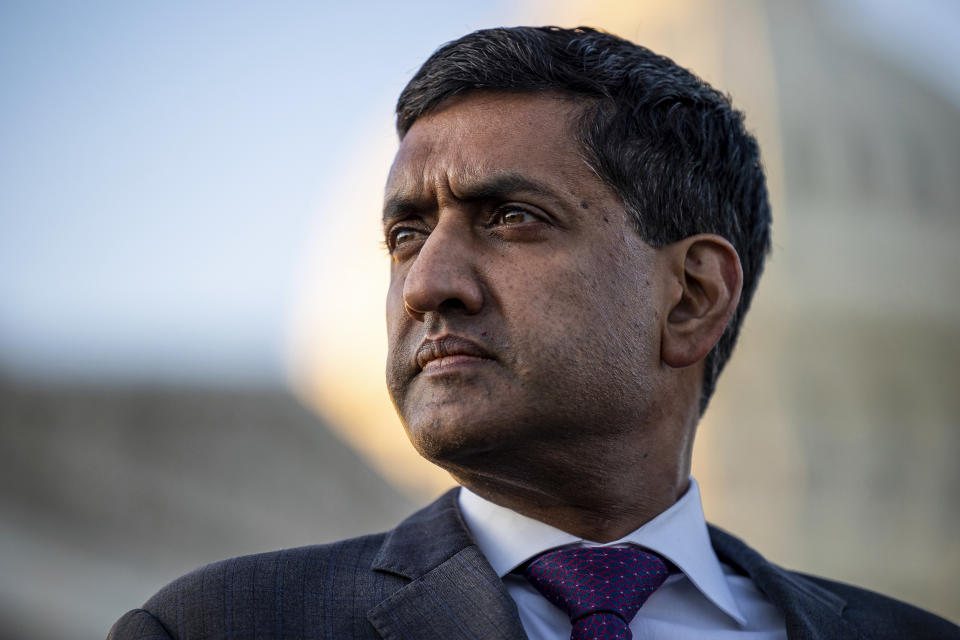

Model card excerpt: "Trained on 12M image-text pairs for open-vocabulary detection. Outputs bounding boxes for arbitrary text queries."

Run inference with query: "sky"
[1,0,957,388]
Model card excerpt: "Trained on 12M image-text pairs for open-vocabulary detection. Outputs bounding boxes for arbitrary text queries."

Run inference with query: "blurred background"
[2,0,958,637]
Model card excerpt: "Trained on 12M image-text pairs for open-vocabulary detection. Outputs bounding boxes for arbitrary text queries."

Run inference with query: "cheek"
[385,274,406,333]
[384,276,411,385]
[512,250,656,367]
[496,263,605,357]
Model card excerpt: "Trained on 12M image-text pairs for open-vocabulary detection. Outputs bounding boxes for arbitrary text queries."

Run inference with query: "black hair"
[396,26,772,413]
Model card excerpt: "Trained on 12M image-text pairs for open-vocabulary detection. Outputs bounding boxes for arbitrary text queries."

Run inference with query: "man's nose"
[402,221,483,322]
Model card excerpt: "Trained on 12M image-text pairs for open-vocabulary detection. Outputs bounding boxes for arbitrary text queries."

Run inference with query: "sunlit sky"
[1,0,957,387]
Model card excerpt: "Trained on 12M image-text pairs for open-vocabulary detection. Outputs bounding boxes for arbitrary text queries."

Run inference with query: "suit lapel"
[368,545,527,640]
[367,489,527,640]
[709,525,863,640]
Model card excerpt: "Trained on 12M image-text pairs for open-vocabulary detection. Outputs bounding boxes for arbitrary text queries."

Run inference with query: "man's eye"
[390,228,420,249]
[496,208,538,225]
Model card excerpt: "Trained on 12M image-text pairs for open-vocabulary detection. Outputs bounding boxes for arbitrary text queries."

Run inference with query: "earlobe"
[661,235,743,369]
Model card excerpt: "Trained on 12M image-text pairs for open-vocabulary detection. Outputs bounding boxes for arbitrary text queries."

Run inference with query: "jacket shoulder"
[794,572,960,639]
[709,524,958,638]
[117,533,402,640]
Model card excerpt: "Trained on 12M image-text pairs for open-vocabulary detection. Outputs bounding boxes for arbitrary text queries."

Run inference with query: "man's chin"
[402,413,514,468]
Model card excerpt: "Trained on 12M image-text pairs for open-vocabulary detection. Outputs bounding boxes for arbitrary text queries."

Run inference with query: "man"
[110,26,958,640]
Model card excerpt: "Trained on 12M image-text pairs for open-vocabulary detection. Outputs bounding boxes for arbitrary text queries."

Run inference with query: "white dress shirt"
[458,478,787,639]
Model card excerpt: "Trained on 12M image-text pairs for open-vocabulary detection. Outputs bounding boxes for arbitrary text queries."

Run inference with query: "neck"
[446,425,694,542]
[456,473,690,543]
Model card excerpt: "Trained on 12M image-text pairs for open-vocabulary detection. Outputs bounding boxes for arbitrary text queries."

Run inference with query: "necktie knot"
[524,547,669,640]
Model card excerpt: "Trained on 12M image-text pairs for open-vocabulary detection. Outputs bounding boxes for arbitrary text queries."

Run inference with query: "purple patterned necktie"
[523,547,669,640]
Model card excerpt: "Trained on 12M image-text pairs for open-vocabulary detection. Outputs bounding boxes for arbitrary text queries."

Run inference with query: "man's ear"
[660,234,743,369]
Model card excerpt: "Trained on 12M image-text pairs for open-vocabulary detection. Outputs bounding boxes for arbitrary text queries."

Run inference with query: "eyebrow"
[382,172,557,223]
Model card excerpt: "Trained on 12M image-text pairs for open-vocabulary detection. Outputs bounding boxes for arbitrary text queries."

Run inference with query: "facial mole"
[603,216,609,223]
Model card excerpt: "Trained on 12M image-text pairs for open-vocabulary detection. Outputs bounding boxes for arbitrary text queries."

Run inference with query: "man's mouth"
[415,335,494,372]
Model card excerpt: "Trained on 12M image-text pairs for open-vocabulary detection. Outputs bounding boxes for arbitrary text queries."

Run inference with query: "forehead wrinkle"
[383,152,436,222]
[441,162,483,203]
[383,160,500,222]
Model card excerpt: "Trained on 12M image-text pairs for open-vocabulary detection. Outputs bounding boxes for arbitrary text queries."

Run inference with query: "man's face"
[384,91,666,467]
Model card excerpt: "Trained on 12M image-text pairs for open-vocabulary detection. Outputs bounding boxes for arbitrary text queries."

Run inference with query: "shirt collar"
[457,477,747,626]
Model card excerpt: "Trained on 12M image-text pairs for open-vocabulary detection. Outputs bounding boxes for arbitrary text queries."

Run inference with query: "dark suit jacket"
[109,489,958,639]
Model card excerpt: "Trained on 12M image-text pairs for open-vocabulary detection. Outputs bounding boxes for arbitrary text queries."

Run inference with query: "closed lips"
[415,336,493,370]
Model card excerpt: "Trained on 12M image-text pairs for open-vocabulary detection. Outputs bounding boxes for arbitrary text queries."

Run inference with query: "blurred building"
[0,379,420,639]
[694,0,959,619]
